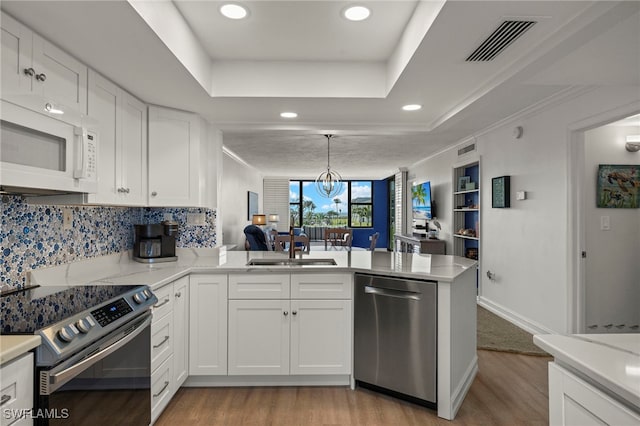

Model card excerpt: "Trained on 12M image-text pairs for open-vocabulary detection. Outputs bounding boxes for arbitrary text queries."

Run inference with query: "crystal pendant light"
[315,134,344,198]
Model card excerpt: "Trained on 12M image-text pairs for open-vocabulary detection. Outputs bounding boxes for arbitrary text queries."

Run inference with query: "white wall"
[584,124,640,332]
[408,85,640,334]
[221,151,263,248]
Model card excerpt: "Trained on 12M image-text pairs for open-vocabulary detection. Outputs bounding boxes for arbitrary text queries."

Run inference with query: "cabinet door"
[172,276,189,387]
[0,352,33,426]
[189,274,228,375]
[32,33,87,114]
[151,354,173,424]
[1,12,33,96]
[228,299,290,375]
[290,299,352,375]
[151,309,173,373]
[549,362,640,426]
[88,70,119,204]
[120,92,147,205]
[148,106,200,206]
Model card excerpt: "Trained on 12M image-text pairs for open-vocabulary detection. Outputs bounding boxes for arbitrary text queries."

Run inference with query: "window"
[289,180,373,228]
[349,181,372,228]
[289,181,301,227]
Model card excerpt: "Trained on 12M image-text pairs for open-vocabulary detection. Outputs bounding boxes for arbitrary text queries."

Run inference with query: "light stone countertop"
[0,335,41,365]
[29,247,478,291]
[534,333,640,411]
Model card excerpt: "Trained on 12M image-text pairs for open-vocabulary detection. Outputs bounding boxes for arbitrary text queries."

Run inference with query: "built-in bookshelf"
[453,159,480,262]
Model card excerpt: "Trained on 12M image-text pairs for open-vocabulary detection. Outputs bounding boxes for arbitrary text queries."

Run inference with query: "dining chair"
[368,232,380,251]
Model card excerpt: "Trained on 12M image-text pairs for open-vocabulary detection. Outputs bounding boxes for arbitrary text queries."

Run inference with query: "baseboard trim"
[477,297,555,335]
[450,356,478,419]
[184,374,351,387]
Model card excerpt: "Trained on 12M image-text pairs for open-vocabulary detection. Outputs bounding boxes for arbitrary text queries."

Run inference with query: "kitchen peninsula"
[23,248,478,421]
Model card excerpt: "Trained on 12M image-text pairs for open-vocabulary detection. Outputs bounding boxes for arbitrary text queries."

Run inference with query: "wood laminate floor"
[156,350,551,426]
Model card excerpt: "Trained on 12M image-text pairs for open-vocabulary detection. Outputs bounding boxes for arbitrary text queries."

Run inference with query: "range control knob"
[133,291,148,304]
[57,326,77,343]
[76,317,92,333]
[143,289,153,299]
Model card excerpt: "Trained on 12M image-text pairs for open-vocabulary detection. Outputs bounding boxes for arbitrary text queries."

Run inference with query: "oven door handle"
[46,314,152,393]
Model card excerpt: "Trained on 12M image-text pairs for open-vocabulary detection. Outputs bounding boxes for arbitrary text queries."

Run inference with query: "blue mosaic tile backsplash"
[1,196,217,290]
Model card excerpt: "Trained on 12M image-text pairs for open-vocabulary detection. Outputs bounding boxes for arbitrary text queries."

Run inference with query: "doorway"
[569,108,640,333]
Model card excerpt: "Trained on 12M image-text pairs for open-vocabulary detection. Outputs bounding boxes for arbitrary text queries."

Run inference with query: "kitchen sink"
[247,258,337,266]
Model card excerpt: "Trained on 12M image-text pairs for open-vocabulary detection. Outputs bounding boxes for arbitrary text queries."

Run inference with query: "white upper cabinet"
[148,105,218,208]
[1,12,87,115]
[88,70,147,205]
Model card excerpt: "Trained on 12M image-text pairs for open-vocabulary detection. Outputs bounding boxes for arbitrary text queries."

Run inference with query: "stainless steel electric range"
[1,284,157,425]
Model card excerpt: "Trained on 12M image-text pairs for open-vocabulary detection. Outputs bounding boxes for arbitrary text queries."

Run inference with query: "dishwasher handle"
[364,285,421,301]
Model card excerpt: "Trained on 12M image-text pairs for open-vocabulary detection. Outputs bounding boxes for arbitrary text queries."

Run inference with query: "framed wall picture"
[597,165,639,208]
[247,191,259,220]
[457,176,471,192]
[492,176,510,208]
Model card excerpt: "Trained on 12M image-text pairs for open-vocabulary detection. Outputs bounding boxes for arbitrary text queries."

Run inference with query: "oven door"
[36,313,151,426]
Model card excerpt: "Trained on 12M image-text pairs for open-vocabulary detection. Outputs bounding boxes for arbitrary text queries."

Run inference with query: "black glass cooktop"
[0,285,143,334]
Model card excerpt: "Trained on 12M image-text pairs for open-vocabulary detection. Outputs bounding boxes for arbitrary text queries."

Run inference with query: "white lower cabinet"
[150,276,189,423]
[0,352,33,426]
[227,273,352,377]
[228,299,290,375]
[151,354,173,424]
[549,362,640,426]
[189,274,228,376]
[290,299,351,375]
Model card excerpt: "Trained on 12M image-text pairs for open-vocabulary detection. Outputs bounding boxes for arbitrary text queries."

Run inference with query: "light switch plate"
[63,208,73,230]
[600,216,610,231]
[516,191,527,200]
[163,213,173,221]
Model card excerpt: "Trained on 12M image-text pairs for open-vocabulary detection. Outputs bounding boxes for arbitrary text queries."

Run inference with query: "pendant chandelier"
[315,134,344,198]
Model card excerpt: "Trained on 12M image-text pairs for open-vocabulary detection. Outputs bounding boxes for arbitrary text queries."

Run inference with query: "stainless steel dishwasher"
[354,273,437,406]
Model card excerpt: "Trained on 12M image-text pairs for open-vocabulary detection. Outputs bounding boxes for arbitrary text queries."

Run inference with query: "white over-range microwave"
[0,100,98,194]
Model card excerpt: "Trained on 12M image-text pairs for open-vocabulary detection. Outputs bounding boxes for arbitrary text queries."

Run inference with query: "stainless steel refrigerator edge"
[354,273,437,405]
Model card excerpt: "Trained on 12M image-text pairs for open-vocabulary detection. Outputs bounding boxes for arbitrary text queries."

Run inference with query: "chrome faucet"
[289,226,295,259]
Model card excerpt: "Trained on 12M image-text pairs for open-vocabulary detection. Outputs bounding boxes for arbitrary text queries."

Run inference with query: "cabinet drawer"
[229,274,290,299]
[151,312,172,373]
[152,284,173,322]
[0,352,33,426]
[291,273,352,299]
[151,354,173,424]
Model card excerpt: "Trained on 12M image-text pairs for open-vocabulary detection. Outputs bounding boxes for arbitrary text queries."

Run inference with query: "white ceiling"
[2,0,639,179]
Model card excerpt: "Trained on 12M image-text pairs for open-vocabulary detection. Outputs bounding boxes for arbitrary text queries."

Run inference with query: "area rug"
[477,306,549,356]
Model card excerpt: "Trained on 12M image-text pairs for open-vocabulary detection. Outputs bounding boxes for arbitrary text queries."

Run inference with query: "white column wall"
[221,152,263,248]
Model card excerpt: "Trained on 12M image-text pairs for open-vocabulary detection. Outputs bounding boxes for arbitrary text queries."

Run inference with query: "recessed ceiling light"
[402,104,422,111]
[220,3,248,20]
[280,112,298,118]
[343,5,370,21]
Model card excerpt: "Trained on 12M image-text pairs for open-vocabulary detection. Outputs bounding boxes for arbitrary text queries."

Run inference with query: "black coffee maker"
[133,221,178,263]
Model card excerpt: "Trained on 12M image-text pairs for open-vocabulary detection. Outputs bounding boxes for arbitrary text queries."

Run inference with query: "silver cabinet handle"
[153,381,169,398]
[151,191,157,197]
[117,187,125,193]
[175,292,181,298]
[292,311,297,315]
[125,188,130,193]
[24,67,35,76]
[283,311,288,316]
[36,73,46,82]
[154,298,170,308]
[0,394,11,406]
[153,335,169,349]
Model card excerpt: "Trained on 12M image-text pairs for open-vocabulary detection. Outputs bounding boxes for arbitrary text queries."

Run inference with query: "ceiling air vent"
[466,20,536,62]
[458,143,476,157]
